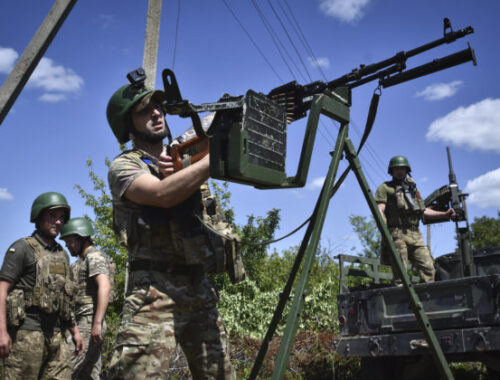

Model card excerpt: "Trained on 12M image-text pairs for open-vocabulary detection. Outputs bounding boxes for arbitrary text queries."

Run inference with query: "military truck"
[333,149,500,379]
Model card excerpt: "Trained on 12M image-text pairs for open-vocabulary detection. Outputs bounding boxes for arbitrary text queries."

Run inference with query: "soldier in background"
[60,217,112,379]
[0,192,84,379]
[104,79,237,379]
[376,156,456,283]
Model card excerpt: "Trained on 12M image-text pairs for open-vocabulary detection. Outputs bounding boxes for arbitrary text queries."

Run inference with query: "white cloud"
[28,57,83,93]
[39,93,67,103]
[308,56,330,69]
[319,0,371,23]
[0,47,18,73]
[465,168,500,208]
[0,188,13,201]
[426,98,500,154]
[308,176,325,190]
[416,80,463,101]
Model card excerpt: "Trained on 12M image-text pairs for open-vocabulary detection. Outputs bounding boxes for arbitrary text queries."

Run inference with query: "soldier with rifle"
[105,69,239,379]
[376,156,457,283]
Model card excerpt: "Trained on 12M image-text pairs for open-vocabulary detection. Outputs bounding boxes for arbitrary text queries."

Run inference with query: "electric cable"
[221,0,284,82]
[171,0,181,70]
[250,0,301,81]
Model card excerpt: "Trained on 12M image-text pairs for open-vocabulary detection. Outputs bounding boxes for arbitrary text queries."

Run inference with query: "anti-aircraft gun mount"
[133,18,477,379]
[333,148,500,379]
[424,147,476,278]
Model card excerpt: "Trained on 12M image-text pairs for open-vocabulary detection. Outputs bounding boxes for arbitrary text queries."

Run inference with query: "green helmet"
[60,217,94,238]
[30,192,70,223]
[388,155,411,174]
[106,84,164,144]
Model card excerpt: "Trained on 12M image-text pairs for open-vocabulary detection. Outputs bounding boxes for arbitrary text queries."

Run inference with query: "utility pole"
[0,0,78,125]
[143,0,163,89]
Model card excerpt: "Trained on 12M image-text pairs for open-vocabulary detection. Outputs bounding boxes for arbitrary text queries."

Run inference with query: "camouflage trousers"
[2,329,72,380]
[106,270,235,380]
[66,314,107,379]
[381,227,435,283]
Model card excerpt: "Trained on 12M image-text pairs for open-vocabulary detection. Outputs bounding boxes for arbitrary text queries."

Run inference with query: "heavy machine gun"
[149,18,475,190]
[424,147,476,277]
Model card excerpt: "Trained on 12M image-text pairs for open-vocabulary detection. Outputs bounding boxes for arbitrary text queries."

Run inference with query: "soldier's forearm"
[94,274,111,325]
[0,281,13,333]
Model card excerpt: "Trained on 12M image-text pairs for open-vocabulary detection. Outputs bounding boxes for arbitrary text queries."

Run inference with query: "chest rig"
[72,248,117,306]
[18,237,75,321]
[385,177,426,228]
[113,149,209,265]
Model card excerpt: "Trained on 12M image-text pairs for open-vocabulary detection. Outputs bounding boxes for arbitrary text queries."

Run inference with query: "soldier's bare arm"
[91,273,110,344]
[423,207,456,221]
[125,154,210,208]
[377,203,387,223]
[0,280,13,358]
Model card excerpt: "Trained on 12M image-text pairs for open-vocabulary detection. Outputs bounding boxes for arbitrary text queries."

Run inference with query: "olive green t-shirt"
[0,232,67,333]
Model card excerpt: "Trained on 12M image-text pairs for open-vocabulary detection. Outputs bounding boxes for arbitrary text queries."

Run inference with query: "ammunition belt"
[129,260,203,276]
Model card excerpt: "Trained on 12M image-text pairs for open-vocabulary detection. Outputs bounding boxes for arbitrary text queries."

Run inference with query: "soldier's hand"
[446,208,457,221]
[91,322,103,345]
[0,330,12,358]
[158,146,174,178]
[72,330,85,355]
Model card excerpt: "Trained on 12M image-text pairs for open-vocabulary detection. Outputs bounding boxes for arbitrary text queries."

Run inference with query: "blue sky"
[1,0,499,263]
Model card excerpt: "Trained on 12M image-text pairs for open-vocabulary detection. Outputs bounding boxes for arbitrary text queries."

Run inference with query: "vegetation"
[471,211,500,249]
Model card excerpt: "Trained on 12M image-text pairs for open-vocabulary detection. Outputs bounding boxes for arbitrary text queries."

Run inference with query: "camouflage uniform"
[0,232,74,379]
[66,248,110,379]
[376,178,435,282]
[106,148,235,380]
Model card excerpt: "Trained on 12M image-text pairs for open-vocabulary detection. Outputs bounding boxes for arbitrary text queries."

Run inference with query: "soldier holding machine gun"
[376,156,457,284]
[105,69,238,379]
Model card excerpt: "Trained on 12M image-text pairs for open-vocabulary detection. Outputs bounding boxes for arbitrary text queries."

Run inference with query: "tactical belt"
[129,260,203,275]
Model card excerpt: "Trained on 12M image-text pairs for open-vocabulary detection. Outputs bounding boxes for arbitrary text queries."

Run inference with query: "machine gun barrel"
[380,44,476,88]
[269,18,474,123]
[326,18,473,89]
[447,146,457,184]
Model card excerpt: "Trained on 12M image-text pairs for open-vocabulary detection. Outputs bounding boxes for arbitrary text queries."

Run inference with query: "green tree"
[471,211,500,249]
[348,214,381,258]
[239,209,281,286]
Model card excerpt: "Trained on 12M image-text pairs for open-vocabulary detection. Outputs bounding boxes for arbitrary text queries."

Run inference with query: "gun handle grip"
[170,137,209,172]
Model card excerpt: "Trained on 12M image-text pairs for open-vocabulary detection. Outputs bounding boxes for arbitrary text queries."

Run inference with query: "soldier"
[0,192,84,379]
[376,156,456,283]
[60,217,112,379]
[104,79,236,379]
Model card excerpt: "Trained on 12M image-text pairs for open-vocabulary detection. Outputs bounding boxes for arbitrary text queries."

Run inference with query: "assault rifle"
[130,18,476,187]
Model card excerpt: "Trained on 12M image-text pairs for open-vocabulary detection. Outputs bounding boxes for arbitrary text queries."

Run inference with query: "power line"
[265,0,313,82]
[250,0,300,81]
[221,0,284,82]
[278,0,327,81]
[171,0,181,70]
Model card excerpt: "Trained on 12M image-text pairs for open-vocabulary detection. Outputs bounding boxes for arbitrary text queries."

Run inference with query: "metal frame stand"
[250,90,454,380]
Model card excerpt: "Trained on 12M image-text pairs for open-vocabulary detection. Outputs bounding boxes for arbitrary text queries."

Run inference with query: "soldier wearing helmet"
[375,156,456,283]
[60,217,112,380]
[0,192,85,378]
[105,74,235,379]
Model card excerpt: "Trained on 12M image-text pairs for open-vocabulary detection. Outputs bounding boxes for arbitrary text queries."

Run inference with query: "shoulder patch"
[8,247,15,253]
